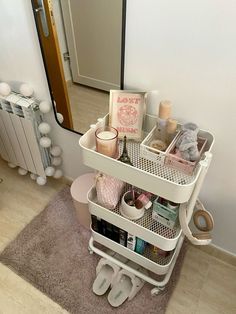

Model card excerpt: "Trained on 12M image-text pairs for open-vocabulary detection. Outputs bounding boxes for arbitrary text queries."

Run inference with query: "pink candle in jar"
[95,126,118,158]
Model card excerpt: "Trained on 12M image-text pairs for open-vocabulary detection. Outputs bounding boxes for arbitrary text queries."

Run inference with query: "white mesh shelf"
[88,186,182,251]
[91,229,178,275]
[79,114,214,203]
[119,140,194,185]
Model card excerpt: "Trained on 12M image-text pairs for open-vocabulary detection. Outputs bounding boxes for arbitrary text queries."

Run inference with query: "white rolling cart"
[79,114,214,295]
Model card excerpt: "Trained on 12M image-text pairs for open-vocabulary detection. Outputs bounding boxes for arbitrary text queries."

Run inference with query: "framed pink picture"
[109,90,147,140]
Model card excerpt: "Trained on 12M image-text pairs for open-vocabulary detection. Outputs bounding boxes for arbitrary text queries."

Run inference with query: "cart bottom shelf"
[91,228,183,277]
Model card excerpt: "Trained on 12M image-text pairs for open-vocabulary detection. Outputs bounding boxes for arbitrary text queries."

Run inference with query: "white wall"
[125,0,236,254]
[0,0,89,179]
[0,0,235,254]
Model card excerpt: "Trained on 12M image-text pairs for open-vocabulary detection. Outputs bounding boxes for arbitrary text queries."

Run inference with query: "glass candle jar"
[95,126,118,158]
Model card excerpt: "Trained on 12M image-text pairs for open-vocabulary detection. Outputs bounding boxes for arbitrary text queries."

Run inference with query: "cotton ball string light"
[36,176,47,185]
[38,122,51,134]
[8,162,17,168]
[30,173,37,180]
[56,113,64,123]
[0,82,11,96]
[53,169,63,179]
[50,145,62,157]
[51,157,62,166]
[19,83,34,97]
[39,136,52,148]
[18,167,28,176]
[45,166,55,177]
[39,101,52,113]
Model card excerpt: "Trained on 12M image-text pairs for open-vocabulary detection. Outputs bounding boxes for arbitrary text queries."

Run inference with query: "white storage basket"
[140,126,179,165]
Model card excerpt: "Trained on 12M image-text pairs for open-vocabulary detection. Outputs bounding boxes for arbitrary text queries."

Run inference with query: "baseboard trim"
[193,243,236,267]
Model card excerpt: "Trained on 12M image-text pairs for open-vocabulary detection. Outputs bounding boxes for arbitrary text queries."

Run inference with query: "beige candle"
[166,119,178,145]
[166,119,177,134]
[95,127,118,158]
[158,100,172,120]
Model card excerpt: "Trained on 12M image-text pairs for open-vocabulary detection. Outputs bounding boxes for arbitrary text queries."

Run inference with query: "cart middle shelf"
[88,186,182,251]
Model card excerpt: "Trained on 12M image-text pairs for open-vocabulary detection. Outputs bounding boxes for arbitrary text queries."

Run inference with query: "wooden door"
[32,0,73,129]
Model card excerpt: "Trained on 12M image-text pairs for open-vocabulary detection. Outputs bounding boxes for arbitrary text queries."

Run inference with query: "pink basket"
[165,133,208,175]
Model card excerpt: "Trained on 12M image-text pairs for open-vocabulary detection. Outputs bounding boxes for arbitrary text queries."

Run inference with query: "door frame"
[31,0,127,135]
[31,0,74,130]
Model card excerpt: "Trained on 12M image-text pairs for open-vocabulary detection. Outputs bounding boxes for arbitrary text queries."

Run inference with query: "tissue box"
[152,212,177,229]
[152,197,179,229]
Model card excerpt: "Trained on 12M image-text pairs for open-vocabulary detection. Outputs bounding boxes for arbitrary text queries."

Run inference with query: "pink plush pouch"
[95,173,125,209]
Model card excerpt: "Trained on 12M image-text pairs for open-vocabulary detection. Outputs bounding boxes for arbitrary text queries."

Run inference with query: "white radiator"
[0,93,50,178]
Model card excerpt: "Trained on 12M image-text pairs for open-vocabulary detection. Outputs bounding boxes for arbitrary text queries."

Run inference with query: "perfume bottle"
[134,192,152,209]
[118,135,133,166]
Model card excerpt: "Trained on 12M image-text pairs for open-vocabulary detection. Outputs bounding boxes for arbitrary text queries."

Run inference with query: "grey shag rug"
[0,186,186,314]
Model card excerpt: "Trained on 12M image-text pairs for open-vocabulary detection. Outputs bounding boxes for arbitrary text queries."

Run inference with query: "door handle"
[34,0,49,37]
[34,6,43,13]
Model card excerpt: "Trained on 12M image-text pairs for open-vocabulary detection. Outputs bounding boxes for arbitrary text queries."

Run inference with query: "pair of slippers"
[92,251,148,307]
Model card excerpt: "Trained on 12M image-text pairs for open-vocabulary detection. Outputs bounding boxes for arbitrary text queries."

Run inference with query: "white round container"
[120,191,145,220]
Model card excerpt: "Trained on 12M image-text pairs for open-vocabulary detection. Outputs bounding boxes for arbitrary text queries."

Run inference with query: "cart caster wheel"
[151,287,164,296]
[88,247,93,255]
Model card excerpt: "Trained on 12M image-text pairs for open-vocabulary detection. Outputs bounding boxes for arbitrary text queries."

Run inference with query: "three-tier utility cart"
[79,114,214,295]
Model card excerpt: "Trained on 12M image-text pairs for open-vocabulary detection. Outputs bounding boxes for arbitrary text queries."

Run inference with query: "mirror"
[32,0,126,134]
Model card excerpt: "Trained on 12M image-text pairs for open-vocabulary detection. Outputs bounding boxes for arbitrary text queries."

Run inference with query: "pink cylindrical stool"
[70,173,94,229]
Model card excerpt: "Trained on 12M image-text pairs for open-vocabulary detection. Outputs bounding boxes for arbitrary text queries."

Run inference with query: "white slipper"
[107,274,133,307]
[108,261,148,307]
[92,251,128,296]
[93,264,115,296]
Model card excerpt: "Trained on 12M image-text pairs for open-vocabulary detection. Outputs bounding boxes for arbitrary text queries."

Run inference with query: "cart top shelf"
[79,114,214,203]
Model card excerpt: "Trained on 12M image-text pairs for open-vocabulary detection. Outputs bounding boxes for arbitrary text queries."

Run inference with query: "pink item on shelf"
[135,192,152,209]
[95,173,125,209]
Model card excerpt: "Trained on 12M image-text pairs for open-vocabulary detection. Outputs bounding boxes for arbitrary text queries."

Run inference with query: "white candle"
[95,127,118,158]
[98,131,115,140]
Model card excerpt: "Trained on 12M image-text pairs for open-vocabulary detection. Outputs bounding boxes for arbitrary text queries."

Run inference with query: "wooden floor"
[0,158,235,313]
[68,84,109,134]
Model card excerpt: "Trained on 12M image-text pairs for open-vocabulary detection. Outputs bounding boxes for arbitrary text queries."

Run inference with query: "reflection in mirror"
[32,0,126,134]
